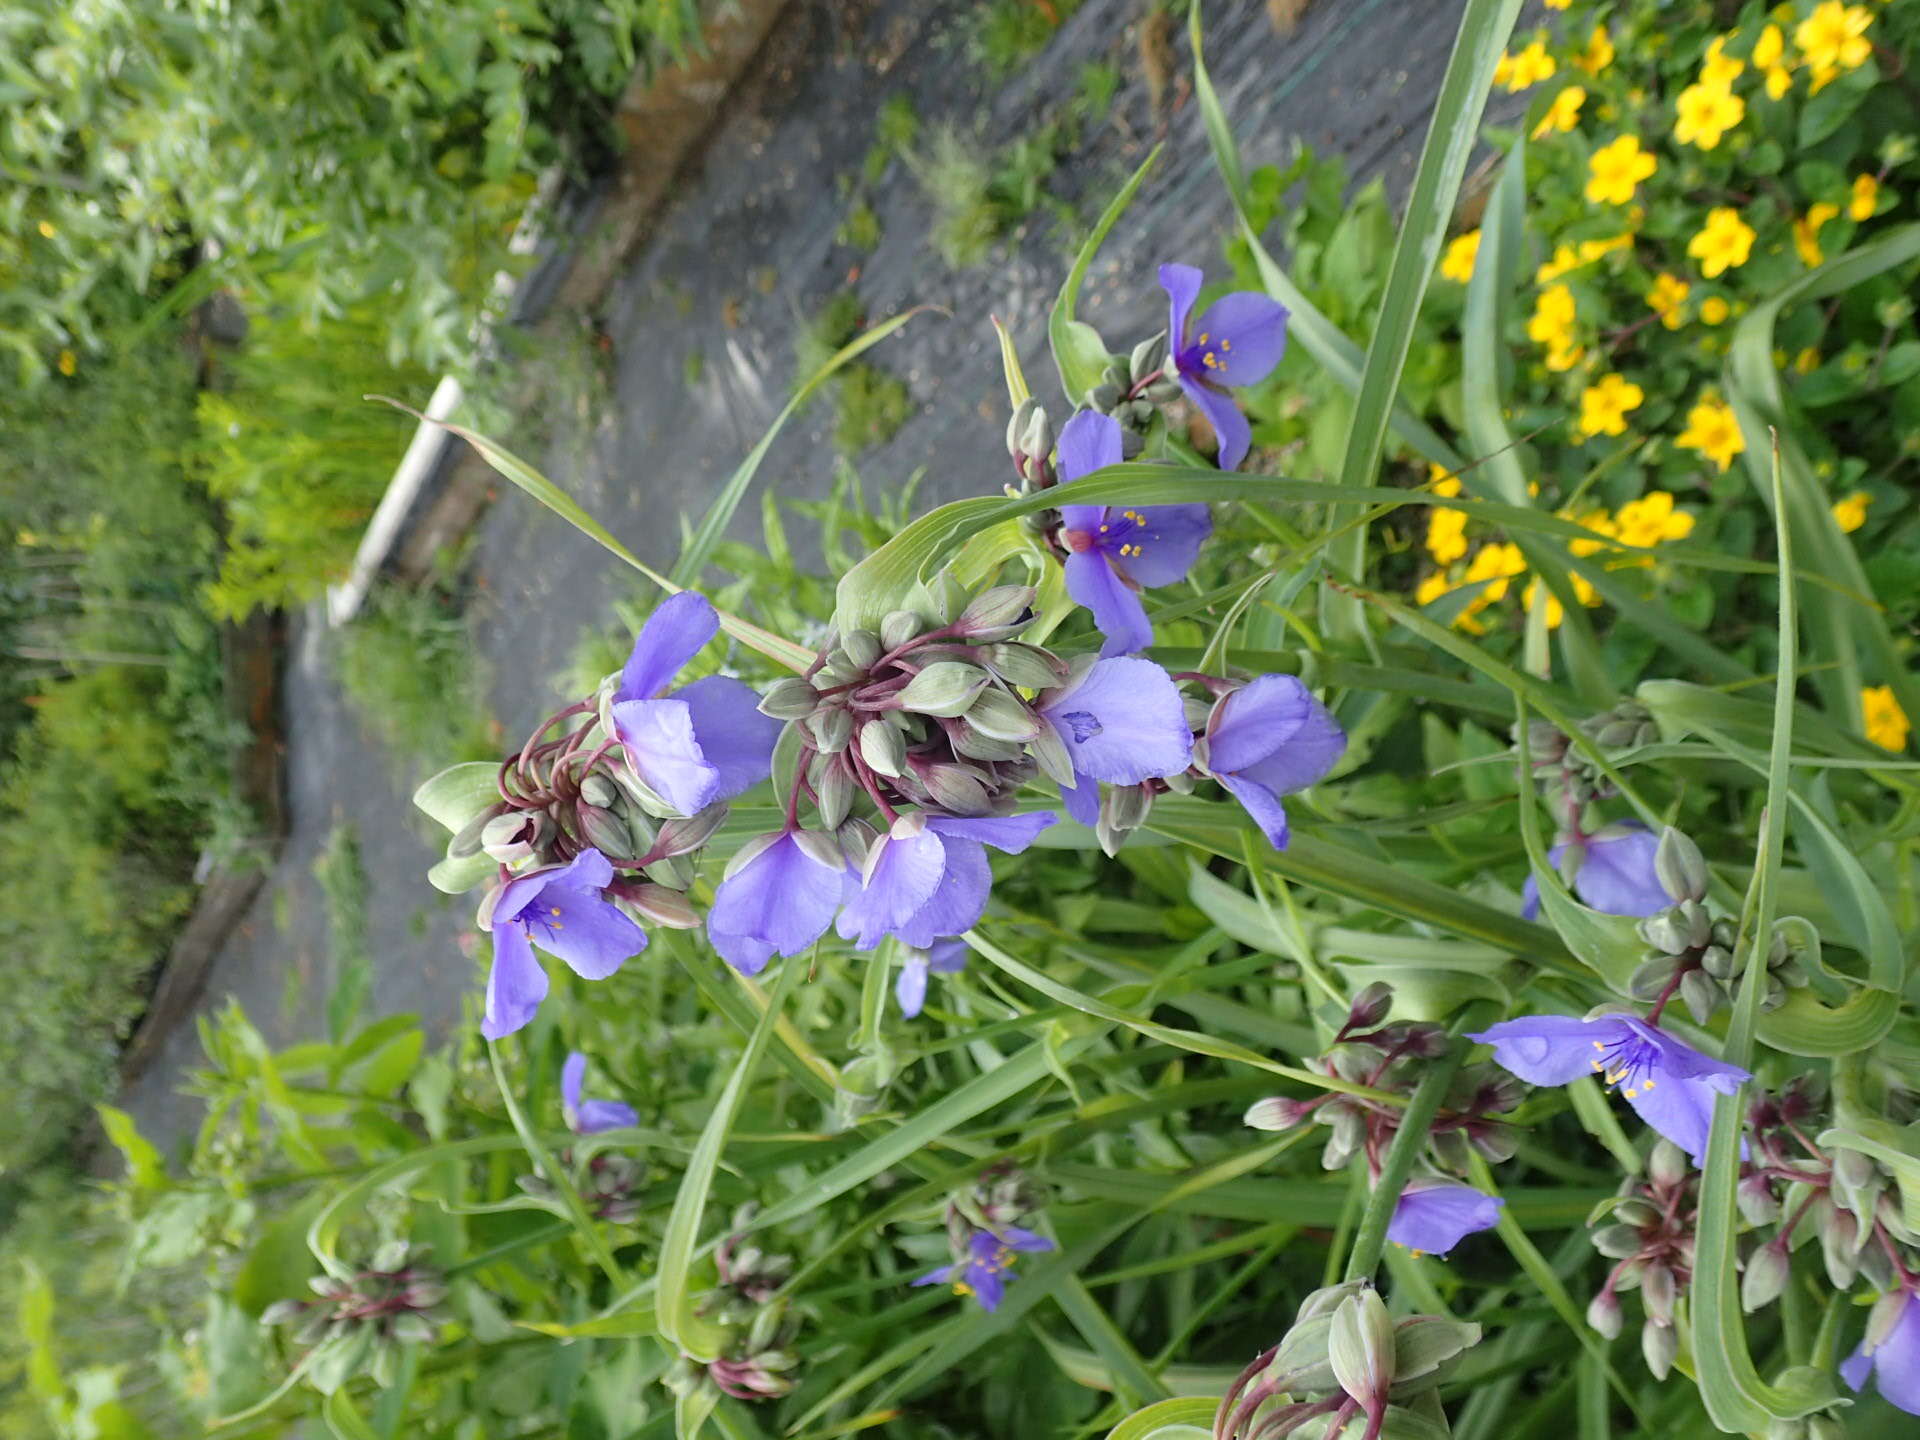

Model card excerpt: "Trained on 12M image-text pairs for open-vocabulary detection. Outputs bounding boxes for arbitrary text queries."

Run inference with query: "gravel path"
[117,0,1507,1152]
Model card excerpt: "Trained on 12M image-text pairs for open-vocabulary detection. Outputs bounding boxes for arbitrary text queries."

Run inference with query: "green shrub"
[336,579,498,772]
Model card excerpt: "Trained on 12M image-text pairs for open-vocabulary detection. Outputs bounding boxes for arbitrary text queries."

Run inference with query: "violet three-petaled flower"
[839,813,1057,951]
[1037,656,1194,824]
[912,1227,1054,1312]
[706,829,847,976]
[1204,674,1344,850]
[1386,1180,1505,1258]
[1468,1013,1750,1165]
[561,1051,638,1134]
[1521,820,1668,920]
[483,849,648,1040]
[609,591,783,816]
[896,936,969,1019]
[1159,263,1290,471]
[1054,410,1211,658]
[1841,1288,1920,1415]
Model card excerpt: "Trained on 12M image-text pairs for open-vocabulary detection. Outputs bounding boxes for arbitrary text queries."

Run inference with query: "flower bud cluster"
[1088,331,1179,438]
[664,1216,805,1404]
[1514,699,1656,819]
[1215,1280,1481,1440]
[518,1149,647,1225]
[262,1242,448,1392]
[1244,983,1521,1179]
[1585,1140,1695,1378]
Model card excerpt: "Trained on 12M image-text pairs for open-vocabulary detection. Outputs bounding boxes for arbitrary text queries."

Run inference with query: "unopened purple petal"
[895,955,931,1018]
[1057,409,1124,485]
[1160,263,1203,348]
[1041,656,1192,785]
[1873,1297,1920,1414]
[1208,675,1345,791]
[574,1098,638,1134]
[1059,769,1100,826]
[1179,374,1253,471]
[1217,770,1292,849]
[619,591,718,702]
[926,812,1057,853]
[482,924,548,1040]
[1064,549,1153,658]
[1387,1183,1504,1257]
[1107,504,1212,589]
[1189,291,1290,386]
[1571,825,1668,917]
[1469,1014,1620,1086]
[561,1051,588,1116]
[675,675,782,802]
[612,697,720,815]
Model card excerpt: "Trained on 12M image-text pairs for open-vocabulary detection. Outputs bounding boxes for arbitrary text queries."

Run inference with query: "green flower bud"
[1020,409,1053,469]
[1649,1140,1689,1189]
[859,718,907,778]
[921,763,992,816]
[448,802,506,859]
[964,687,1043,742]
[1328,1289,1396,1412]
[1089,381,1122,411]
[1129,331,1167,381]
[897,662,990,718]
[1679,968,1723,1025]
[1587,1287,1623,1339]
[1628,954,1682,1000]
[628,884,700,929]
[1295,1280,1368,1325]
[1144,377,1182,404]
[1642,1318,1677,1380]
[814,758,857,829]
[759,677,821,721]
[948,721,1027,762]
[1388,1315,1482,1392]
[1641,1263,1677,1325]
[1591,1224,1643,1259]
[880,609,924,651]
[1821,1208,1861,1289]
[1655,827,1709,903]
[481,811,550,866]
[809,705,854,753]
[578,801,641,860]
[983,641,1066,690]
[1028,721,1076,788]
[1699,943,1736,979]
[957,584,1036,639]
[1007,397,1039,457]
[924,572,971,626]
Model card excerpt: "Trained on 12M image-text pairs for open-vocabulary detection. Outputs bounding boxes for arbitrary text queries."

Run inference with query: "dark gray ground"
[117,0,1504,1152]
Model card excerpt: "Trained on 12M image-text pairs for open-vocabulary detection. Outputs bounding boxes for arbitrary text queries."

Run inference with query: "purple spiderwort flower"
[1054,410,1211,658]
[1841,1288,1920,1415]
[913,1227,1054,1311]
[610,591,783,816]
[482,849,647,1040]
[1038,656,1193,824]
[561,1051,637,1134]
[1159,263,1290,471]
[1469,1013,1750,1165]
[1386,1181,1505,1257]
[839,812,1056,951]
[707,829,846,976]
[896,937,969,1019]
[1203,674,1344,850]
[1521,820,1668,921]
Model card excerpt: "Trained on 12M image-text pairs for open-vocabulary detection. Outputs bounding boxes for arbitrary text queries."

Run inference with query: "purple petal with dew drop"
[1041,656,1192,785]
[1189,290,1290,386]
[1064,549,1153,658]
[1469,1014,1622,1087]
[619,591,718,703]
[1057,409,1124,485]
[482,924,549,1041]
[675,675,782,802]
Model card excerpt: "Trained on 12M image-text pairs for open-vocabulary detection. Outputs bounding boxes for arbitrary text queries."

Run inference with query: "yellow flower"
[1831,490,1871,532]
[1676,394,1746,471]
[1493,53,1515,88]
[1850,172,1879,221]
[1575,25,1615,75]
[1429,464,1461,498]
[1795,346,1821,373]
[1808,62,1841,94]
[1793,202,1841,265]
[1533,85,1587,138]
[1862,684,1911,752]
[1578,373,1645,438]
[1427,505,1470,565]
[1458,543,1528,625]
[1765,64,1795,98]
[1587,135,1657,205]
[1794,3,1874,72]
[1521,577,1567,629]
[1700,36,1746,88]
[37,220,56,239]
[1416,572,1455,607]
[1528,284,1577,341]
[1536,244,1582,284]
[1646,273,1691,328]
[1441,230,1482,283]
[1688,206,1757,277]
[1674,81,1746,149]
[1615,491,1696,547]
[57,349,76,377]
[1700,296,1732,325]
[1579,234,1634,263]
[1753,23,1785,69]
[1544,0,1571,8]
[1544,337,1585,372]
[1567,508,1617,559]
[1503,40,1557,91]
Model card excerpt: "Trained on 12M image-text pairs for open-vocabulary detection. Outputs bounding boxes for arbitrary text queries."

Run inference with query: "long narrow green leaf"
[1324,0,1522,643]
